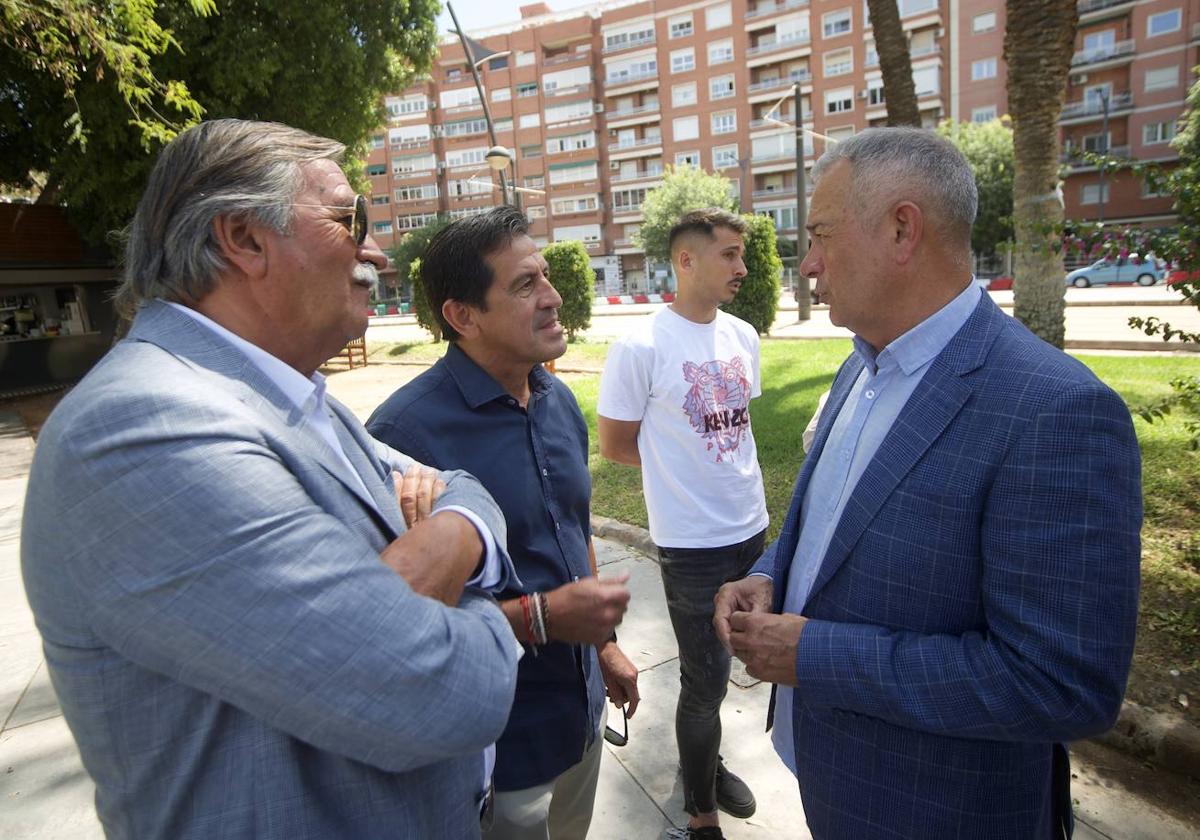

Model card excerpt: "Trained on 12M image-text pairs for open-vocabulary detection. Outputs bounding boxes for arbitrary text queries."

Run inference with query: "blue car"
[1065,256,1163,287]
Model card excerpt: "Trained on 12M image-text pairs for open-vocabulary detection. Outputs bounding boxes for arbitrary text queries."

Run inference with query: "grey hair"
[811,127,977,249]
[115,119,346,318]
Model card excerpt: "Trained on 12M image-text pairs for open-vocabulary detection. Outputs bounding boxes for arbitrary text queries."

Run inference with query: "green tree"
[408,256,442,343]
[937,117,1015,258]
[1003,0,1078,348]
[3,0,439,243]
[388,215,448,299]
[542,240,593,342]
[636,165,736,264]
[721,213,782,335]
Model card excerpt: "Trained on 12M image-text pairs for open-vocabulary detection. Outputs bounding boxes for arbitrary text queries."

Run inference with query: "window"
[971,58,997,81]
[670,14,693,39]
[672,82,698,106]
[1143,121,1177,144]
[544,100,593,125]
[445,147,487,168]
[492,88,512,103]
[449,207,490,220]
[548,161,599,184]
[865,40,878,67]
[396,212,438,230]
[713,144,738,169]
[1141,179,1166,198]
[372,221,393,235]
[527,205,547,218]
[440,87,482,110]
[394,184,439,202]
[824,49,852,77]
[1082,132,1110,153]
[973,12,996,32]
[391,153,435,175]
[553,224,602,243]
[823,9,852,38]
[912,65,939,96]
[446,179,491,198]
[674,115,700,141]
[1080,183,1110,205]
[708,39,734,65]
[606,57,656,84]
[371,194,389,205]
[711,111,737,135]
[488,55,508,71]
[546,131,596,153]
[867,80,886,107]
[367,163,387,176]
[613,187,647,212]
[516,51,536,67]
[444,117,489,137]
[972,105,998,123]
[671,48,695,73]
[897,0,937,17]
[710,75,735,100]
[705,3,732,30]
[495,118,513,133]
[1145,66,1178,92]
[604,24,655,51]
[1147,9,1181,37]
[551,195,600,215]
[675,150,701,167]
[759,206,796,231]
[1083,30,1114,51]
[544,66,591,93]
[520,144,542,159]
[386,95,428,117]
[825,86,853,114]
[519,113,541,129]
[370,134,385,149]
[524,175,545,189]
[517,82,538,97]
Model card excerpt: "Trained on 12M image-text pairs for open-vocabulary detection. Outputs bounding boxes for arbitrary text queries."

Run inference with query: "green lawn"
[379,336,1200,718]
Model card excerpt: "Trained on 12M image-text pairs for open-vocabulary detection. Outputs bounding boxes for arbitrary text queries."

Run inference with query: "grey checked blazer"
[21,300,519,839]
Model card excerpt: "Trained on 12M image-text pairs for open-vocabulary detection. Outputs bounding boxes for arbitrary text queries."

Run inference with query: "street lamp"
[486,145,514,205]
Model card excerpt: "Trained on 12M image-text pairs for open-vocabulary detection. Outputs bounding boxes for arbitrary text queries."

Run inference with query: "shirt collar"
[853,281,982,376]
[164,300,324,412]
[443,342,552,410]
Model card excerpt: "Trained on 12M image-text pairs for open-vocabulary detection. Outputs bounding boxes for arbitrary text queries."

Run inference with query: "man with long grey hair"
[714,127,1141,839]
[21,119,520,839]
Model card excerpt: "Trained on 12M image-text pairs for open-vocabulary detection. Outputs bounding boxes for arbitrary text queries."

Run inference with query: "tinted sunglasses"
[292,194,368,246]
[604,704,629,747]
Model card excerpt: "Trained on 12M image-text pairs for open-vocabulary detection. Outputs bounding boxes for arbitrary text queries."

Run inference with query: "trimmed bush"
[721,213,781,335]
[542,240,594,342]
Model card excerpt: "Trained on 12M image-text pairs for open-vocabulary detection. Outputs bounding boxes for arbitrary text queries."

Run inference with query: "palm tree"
[1004,0,1078,347]
[865,0,920,126]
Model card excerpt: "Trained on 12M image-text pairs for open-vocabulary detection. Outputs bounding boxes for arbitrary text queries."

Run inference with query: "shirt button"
[555,522,561,530]
[542,468,548,476]
[865,389,876,399]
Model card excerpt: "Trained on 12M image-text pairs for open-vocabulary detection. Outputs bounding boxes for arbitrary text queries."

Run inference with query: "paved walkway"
[1,403,1196,839]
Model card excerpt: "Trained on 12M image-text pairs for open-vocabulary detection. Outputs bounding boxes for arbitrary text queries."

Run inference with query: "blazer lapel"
[802,294,1004,607]
[327,398,405,537]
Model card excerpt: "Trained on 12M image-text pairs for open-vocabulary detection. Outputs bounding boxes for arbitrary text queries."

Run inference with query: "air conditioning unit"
[594,103,605,113]
[858,90,869,99]
[429,102,438,110]
[1071,73,1088,85]
[609,128,619,136]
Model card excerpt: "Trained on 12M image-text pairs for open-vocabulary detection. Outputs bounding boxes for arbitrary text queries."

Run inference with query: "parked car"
[1064,256,1163,288]
[1166,267,1200,287]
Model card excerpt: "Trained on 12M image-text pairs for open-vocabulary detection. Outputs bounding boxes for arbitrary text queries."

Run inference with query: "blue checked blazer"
[21,301,519,839]
[752,294,1142,839]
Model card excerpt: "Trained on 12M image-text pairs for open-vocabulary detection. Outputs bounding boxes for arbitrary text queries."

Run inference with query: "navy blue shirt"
[367,344,604,791]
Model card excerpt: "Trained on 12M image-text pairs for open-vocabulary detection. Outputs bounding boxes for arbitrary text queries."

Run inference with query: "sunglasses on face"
[292,194,369,246]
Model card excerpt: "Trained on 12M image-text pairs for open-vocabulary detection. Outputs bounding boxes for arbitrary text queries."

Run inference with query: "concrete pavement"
[1,405,1197,839]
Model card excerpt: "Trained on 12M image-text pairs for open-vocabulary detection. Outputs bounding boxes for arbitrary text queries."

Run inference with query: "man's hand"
[713,575,773,654]
[380,512,483,606]
[545,573,631,647]
[727,611,807,687]
[393,467,446,528]
[598,640,640,718]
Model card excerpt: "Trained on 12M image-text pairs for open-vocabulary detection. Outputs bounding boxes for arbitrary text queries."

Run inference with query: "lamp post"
[486,145,516,207]
[1097,88,1110,224]
[792,83,810,321]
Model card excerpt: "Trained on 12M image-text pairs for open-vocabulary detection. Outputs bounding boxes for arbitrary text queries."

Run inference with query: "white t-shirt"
[598,307,768,548]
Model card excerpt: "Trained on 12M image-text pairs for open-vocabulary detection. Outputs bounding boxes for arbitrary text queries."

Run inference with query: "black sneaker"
[715,757,756,818]
[664,827,725,840]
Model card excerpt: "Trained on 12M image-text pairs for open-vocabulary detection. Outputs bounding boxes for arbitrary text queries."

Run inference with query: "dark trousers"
[658,529,766,816]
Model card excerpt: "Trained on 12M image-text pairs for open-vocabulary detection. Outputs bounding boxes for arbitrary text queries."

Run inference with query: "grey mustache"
[353,263,379,292]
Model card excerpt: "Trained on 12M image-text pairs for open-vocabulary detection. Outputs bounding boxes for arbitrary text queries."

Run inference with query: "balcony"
[910,43,941,59]
[390,138,431,150]
[1077,0,1136,20]
[603,33,656,55]
[612,202,644,214]
[610,167,664,184]
[607,137,662,154]
[1060,145,1131,164]
[752,186,797,198]
[543,50,590,67]
[606,102,661,120]
[747,70,812,95]
[1060,91,1133,121]
[746,31,812,58]
[751,150,797,164]
[605,69,659,88]
[750,117,798,130]
[545,83,591,98]
[745,0,809,20]
[444,101,484,116]
[1071,39,1135,67]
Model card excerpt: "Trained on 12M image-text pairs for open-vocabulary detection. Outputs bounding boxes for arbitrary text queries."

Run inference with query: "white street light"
[485,145,512,171]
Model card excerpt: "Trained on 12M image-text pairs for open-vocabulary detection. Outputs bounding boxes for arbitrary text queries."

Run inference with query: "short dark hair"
[668,207,748,256]
[420,206,530,341]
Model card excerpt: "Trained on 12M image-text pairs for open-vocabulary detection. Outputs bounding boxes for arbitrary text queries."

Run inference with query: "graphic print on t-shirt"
[681,357,752,462]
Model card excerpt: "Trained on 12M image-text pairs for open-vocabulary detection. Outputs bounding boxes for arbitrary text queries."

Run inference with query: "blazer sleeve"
[792,382,1142,743]
[53,394,520,775]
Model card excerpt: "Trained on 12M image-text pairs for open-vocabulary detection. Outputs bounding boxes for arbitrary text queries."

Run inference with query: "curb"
[591,515,1200,780]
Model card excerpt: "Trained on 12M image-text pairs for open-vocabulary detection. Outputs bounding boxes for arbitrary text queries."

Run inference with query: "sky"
[435,0,533,35]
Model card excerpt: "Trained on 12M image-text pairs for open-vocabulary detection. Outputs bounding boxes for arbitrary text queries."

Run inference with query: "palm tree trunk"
[1004,0,1077,347]
[866,0,920,126]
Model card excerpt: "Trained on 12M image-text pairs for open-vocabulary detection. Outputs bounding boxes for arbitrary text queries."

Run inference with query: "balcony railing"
[752,186,796,198]
[1060,144,1131,163]
[1071,39,1135,66]
[610,168,664,183]
[605,69,659,86]
[391,138,431,150]
[750,117,793,129]
[747,70,812,93]
[1077,0,1135,15]
[444,102,483,115]
[543,50,590,67]
[608,137,662,153]
[1060,91,1133,119]
[751,150,796,163]
[910,43,941,58]
[746,31,812,57]
[606,103,661,120]
[745,0,810,20]
[544,83,590,98]
[603,34,655,54]
[612,202,644,214]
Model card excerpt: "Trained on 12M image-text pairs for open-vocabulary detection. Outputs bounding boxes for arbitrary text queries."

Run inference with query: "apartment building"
[365,0,1200,293]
